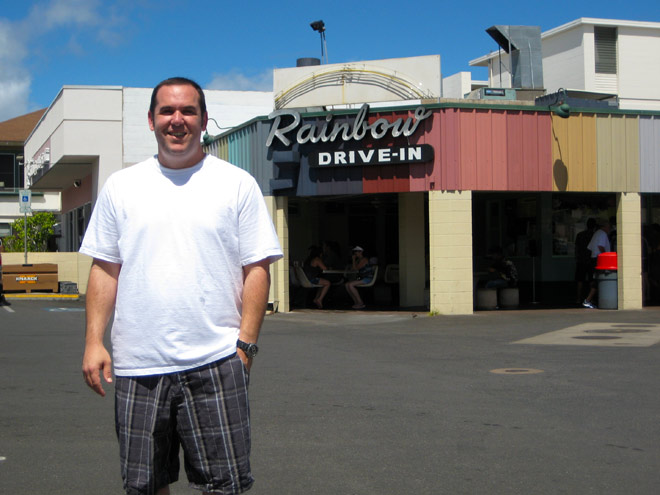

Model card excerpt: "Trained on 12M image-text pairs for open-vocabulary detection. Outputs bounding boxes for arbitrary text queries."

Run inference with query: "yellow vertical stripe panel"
[579,114,597,191]
[566,116,583,190]
[215,136,229,161]
[597,115,640,192]
[551,115,568,191]
[596,116,610,190]
[551,113,597,191]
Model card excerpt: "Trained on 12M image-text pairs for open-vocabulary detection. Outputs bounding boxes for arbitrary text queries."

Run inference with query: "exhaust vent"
[486,25,543,89]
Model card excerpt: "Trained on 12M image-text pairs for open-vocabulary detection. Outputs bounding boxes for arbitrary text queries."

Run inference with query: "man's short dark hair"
[149,77,207,117]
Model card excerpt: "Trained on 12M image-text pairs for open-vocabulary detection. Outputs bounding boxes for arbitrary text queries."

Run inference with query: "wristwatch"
[236,339,259,358]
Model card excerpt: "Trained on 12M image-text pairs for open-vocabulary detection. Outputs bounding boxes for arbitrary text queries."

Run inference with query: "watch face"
[246,344,258,358]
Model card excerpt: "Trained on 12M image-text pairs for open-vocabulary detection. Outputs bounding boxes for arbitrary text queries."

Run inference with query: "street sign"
[19,189,32,213]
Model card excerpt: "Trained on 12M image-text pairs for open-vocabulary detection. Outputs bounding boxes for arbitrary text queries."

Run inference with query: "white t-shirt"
[587,228,611,258]
[80,155,282,376]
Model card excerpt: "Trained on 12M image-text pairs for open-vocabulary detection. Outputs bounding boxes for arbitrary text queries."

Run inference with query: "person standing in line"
[574,218,597,304]
[80,77,283,495]
[583,220,611,309]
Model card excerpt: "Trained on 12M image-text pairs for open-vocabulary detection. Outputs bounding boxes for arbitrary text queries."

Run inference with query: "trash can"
[595,252,617,309]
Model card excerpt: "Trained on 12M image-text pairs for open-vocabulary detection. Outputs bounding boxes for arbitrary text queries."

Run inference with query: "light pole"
[310,20,328,64]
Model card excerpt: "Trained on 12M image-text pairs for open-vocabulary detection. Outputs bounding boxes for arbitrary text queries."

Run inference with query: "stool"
[499,287,519,308]
[476,288,498,310]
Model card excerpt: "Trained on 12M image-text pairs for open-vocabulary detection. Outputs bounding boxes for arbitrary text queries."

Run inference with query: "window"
[0,153,23,189]
[63,203,92,251]
[594,26,617,75]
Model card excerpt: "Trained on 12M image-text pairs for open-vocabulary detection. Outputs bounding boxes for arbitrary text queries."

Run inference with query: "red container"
[595,252,617,270]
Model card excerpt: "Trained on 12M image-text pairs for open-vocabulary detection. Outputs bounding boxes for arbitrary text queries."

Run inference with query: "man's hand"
[83,259,120,397]
[82,342,113,397]
[237,259,271,374]
[236,348,253,372]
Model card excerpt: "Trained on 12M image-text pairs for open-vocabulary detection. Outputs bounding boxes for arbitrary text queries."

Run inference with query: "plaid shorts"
[115,354,253,495]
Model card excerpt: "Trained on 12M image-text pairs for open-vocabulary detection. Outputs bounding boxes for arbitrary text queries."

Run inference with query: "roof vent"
[296,57,321,67]
[486,25,543,89]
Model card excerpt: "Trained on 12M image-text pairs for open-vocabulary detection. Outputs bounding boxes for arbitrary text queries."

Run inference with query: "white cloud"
[207,69,274,92]
[0,18,31,122]
[33,0,102,30]
[0,19,27,62]
[0,78,31,122]
[0,0,125,121]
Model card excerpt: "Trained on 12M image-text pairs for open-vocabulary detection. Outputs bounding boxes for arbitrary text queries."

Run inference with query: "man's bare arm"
[237,259,271,370]
[82,259,121,397]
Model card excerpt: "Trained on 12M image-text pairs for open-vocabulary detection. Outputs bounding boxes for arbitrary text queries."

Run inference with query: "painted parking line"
[44,307,85,312]
[513,323,660,347]
[2,306,14,313]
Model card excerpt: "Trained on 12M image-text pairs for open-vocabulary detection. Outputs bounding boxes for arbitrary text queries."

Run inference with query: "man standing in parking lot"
[80,77,282,495]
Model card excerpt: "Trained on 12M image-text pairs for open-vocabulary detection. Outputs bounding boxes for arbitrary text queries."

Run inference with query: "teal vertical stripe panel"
[228,127,251,175]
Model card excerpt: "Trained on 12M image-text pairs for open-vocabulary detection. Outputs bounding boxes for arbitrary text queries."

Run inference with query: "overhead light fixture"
[202,117,233,146]
[551,88,570,119]
[310,20,328,64]
[310,20,325,32]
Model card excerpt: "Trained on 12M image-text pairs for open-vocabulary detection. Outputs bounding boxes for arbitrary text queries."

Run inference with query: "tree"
[3,212,57,252]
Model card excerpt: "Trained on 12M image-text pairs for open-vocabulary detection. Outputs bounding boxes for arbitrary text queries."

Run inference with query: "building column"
[264,195,289,313]
[617,192,642,309]
[398,193,426,307]
[428,190,473,315]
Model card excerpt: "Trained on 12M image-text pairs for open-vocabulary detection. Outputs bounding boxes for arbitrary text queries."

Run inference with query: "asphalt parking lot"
[1,299,660,494]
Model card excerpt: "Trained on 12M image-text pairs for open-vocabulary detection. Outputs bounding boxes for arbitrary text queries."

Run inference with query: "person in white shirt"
[583,220,611,309]
[80,77,282,495]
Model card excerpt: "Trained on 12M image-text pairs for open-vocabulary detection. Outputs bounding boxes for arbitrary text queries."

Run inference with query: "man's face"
[148,84,207,168]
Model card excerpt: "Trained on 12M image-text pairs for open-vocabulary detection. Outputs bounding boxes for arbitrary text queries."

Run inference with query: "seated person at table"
[345,246,374,309]
[482,246,518,289]
[322,240,342,269]
[303,245,331,309]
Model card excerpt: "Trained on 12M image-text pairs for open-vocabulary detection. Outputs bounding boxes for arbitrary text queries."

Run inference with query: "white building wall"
[23,92,65,161]
[542,26,587,94]
[618,27,660,110]
[24,87,123,175]
[487,54,513,88]
[122,88,154,166]
[443,72,473,98]
[274,56,441,108]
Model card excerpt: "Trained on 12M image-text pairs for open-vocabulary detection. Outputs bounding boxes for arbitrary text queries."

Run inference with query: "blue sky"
[0,0,658,121]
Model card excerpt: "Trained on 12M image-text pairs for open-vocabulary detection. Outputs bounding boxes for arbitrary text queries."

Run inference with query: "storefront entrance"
[472,191,618,308]
[287,193,425,310]
[641,194,660,306]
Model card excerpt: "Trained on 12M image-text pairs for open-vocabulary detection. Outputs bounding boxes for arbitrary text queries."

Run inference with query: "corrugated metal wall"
[362,108,434,194]
[208,121,274,195]
[428,108,552,192]
[640,116,660,192]
[551,113,597,191]
[596,114,639,192]
[206,106,660,197]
